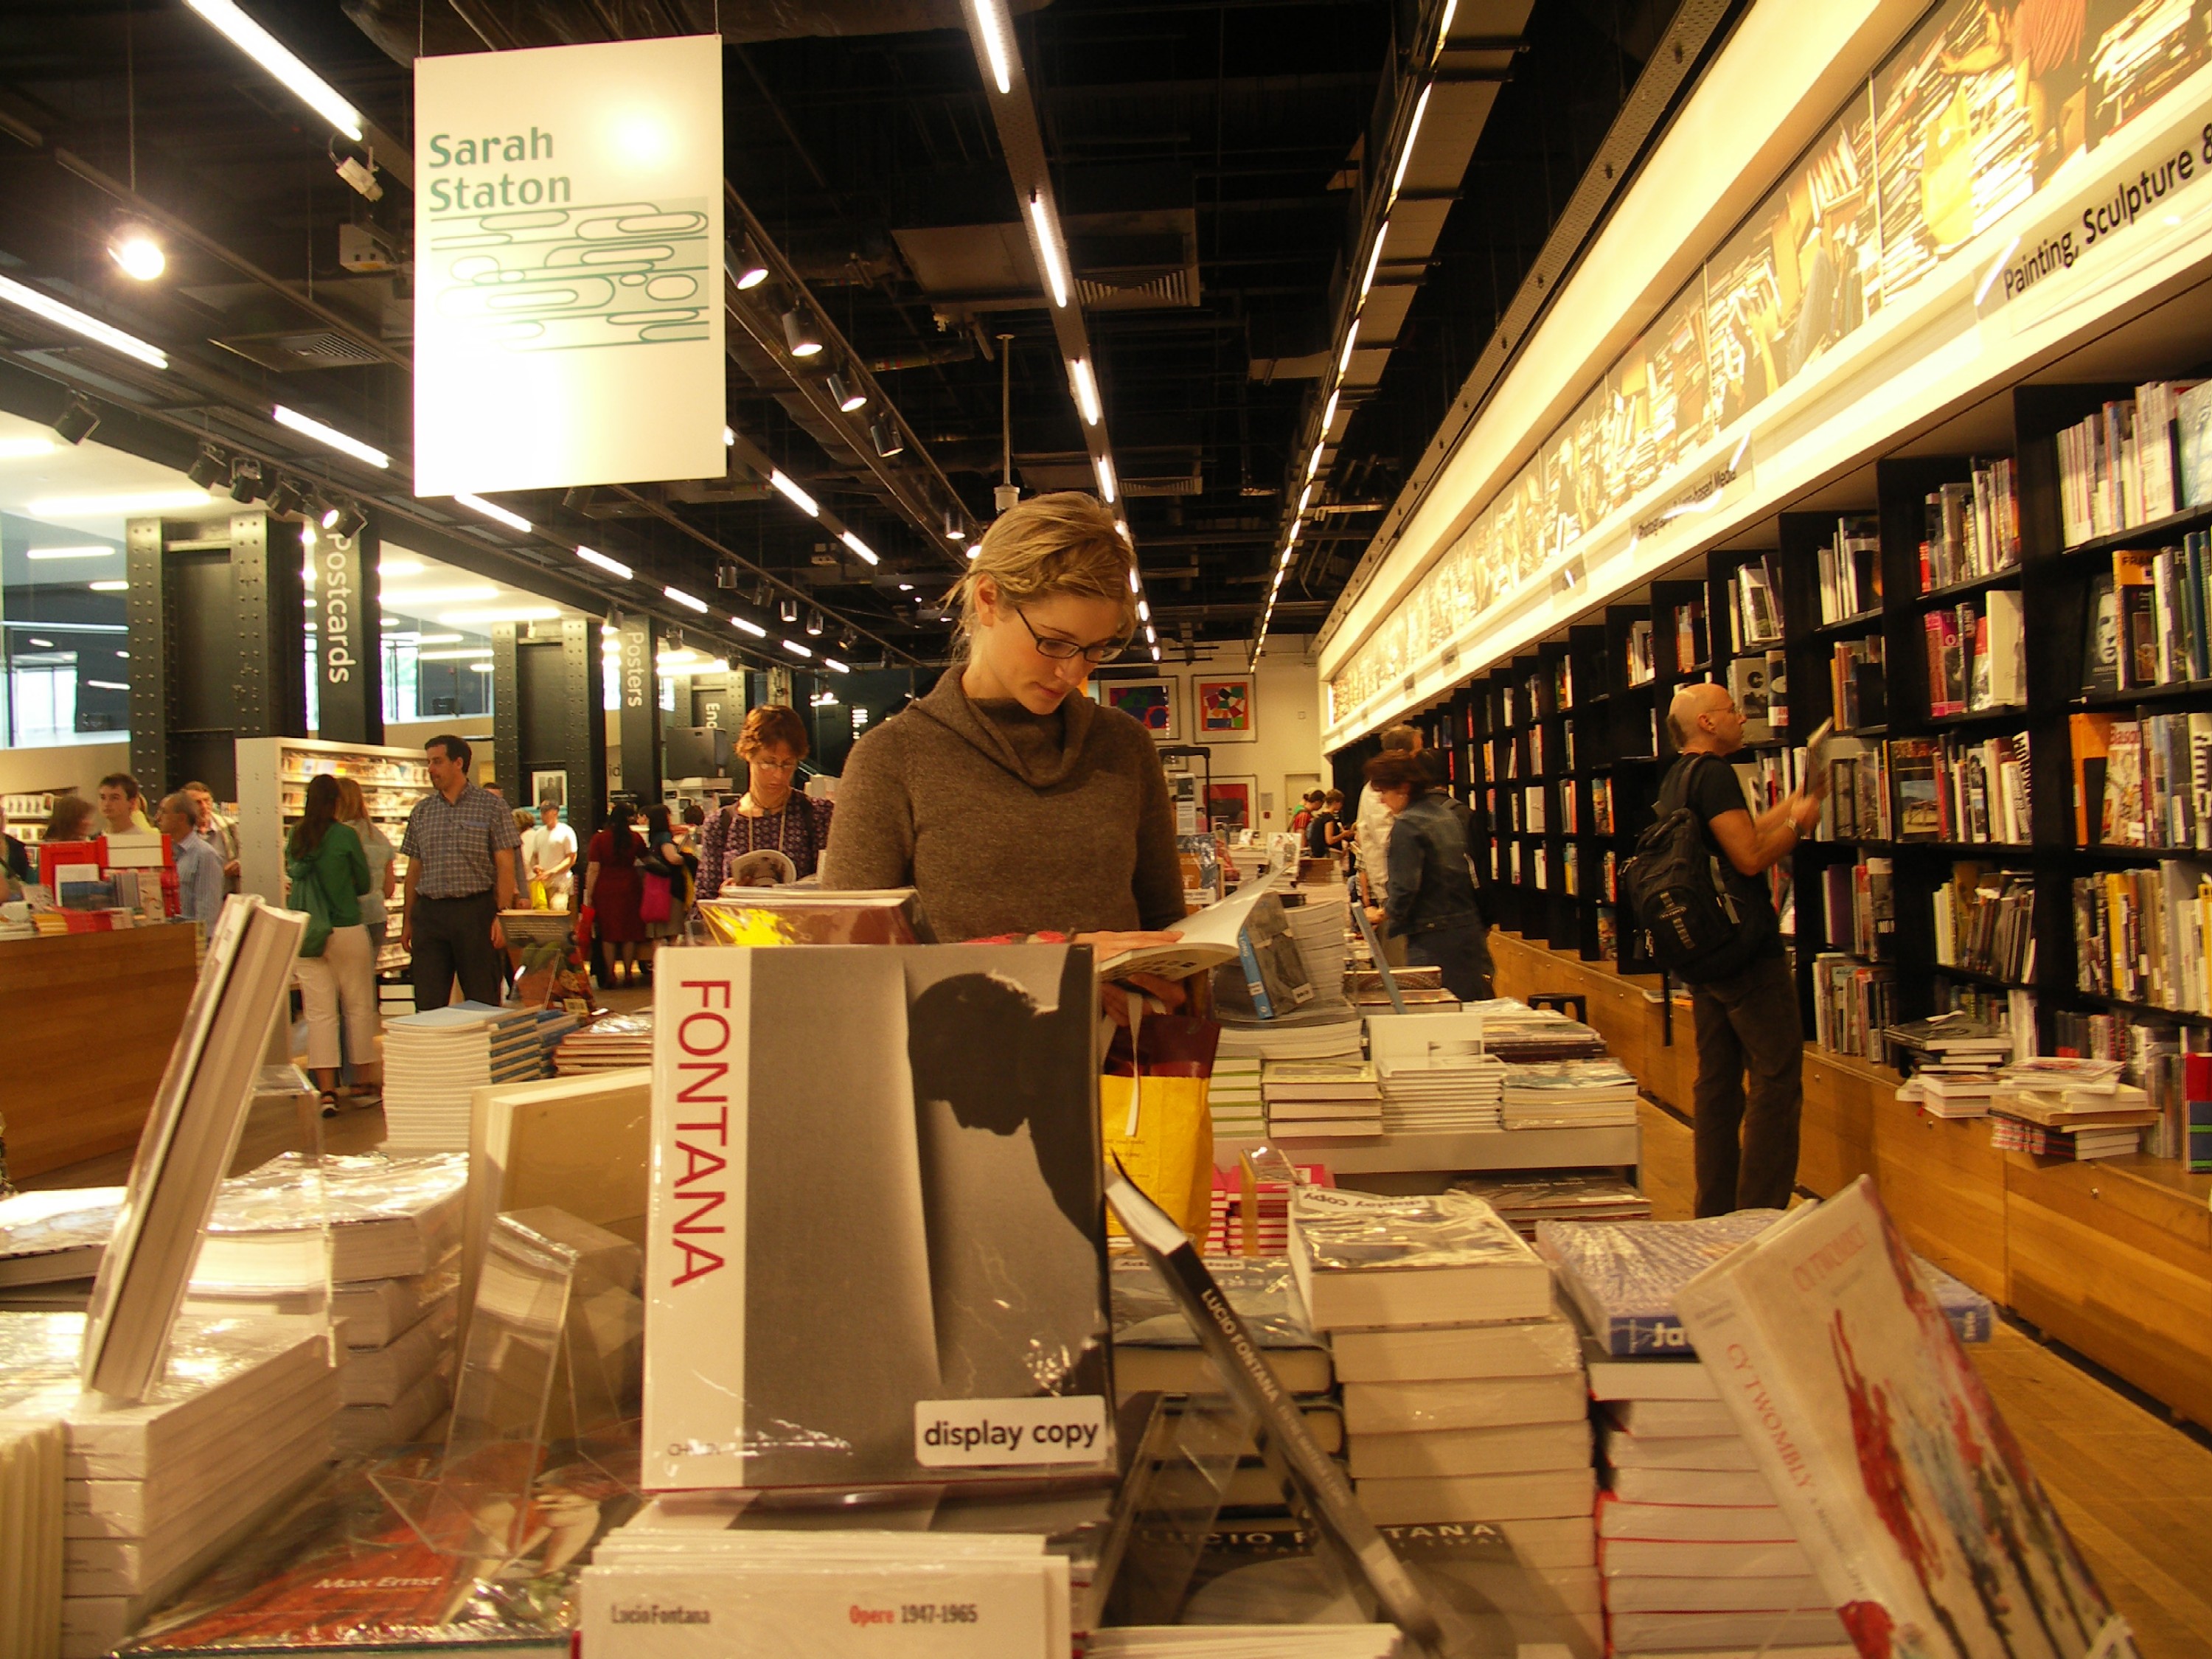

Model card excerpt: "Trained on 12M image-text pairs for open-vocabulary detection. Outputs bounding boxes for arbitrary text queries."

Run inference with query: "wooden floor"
[1637,1098,2212,1657]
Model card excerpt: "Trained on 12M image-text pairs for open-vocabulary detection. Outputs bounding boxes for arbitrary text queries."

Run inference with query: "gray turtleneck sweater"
[821,671,1185,941]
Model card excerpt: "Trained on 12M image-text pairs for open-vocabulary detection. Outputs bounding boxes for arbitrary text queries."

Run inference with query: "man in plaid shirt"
[400,734,520,1009]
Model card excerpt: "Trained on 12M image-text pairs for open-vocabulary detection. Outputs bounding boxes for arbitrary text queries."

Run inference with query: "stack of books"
[1499,1058,1638,1130]
[1206,1057,1265,1138]
[1540,1213,1992,1658]
[0,1416,62,1658]
[1110,1253,1343,1509]
[0,1187,125,1313]
[381,1004,544,1150]
[1470,1003,1609,1064]
[1216,1013,1363,1065]
[1987,1060,2154,1160]
[1203,1163,1336,1256]
[1289,1188,1599,1646]
[529,1005,581,1071]
[554,1010,654,1074]
[1366,1011,1506,1134]
[1262,1059,1382,1138]
[1346,965,1458,1010]
[0,1312,338,1659]
[184,1152,468,1454]
[1452,1172,1652,1240]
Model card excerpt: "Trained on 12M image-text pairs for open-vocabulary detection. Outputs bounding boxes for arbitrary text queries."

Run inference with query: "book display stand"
[372,1211,641,1560]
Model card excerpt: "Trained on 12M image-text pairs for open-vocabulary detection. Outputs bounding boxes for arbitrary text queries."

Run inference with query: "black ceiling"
[0,0,1685,663]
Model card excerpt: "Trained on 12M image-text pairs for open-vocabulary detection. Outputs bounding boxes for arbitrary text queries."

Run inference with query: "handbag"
[639,868,673,923]
[288,853,335,958]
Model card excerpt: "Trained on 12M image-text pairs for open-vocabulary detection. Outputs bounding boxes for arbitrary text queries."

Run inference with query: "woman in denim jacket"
[1360,751,1493,1001]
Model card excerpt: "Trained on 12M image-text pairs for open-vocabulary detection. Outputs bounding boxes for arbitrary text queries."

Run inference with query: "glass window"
[0,510,129,750]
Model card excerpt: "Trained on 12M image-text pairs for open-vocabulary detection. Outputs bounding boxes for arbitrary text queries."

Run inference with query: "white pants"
[298,922,380,1072]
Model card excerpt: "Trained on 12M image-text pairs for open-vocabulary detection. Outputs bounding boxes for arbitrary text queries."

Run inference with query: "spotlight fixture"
[781,307,823,358]
[943,507,967,543]
[827,372,866,414]
[871,419,904,458]
[110,223,165,282]
[715,557,740,589]
[324,502,367,538]
[838,625,858,651]
[229,457,265,502]
[778,595,800,624]
[186,445,227,488]
[751,577,773,608]
[51,394,100,446]
[265,476,304,518]
[733,239,770,290]
[805,608,824,637]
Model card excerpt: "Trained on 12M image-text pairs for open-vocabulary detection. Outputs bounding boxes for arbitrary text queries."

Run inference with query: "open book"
[1094,882,1273,979]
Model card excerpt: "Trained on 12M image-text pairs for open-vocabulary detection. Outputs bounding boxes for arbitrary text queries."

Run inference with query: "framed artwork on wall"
[1096,677,1178,740]
[1192,674,1256,741]
[1206,774,1256,835]
[529,769,569,813]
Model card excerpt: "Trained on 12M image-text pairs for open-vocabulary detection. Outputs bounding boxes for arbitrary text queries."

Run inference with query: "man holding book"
[1663,683,1825,1216]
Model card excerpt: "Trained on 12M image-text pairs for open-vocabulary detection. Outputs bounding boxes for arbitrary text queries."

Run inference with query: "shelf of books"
[236,737,430,977]
[1446,377,2212,1177]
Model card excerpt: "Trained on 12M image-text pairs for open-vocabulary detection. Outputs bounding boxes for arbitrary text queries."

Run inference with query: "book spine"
[1237,933,1277,1020]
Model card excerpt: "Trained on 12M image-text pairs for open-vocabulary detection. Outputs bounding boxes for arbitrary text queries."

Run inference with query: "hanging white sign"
[414,35,725,496]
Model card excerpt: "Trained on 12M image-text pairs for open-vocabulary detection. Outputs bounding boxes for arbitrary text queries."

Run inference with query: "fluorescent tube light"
[1093,453,1116,504]
[1029,195,1071,308]
[1360,226,1388,301]
[1127,566,1141,594]
[0,275,167,369]
[1389,84,1431,205]
[664,585,709,613]
[184,0,364,139]
[731,615,767,638]
[1069,358,1102,425]
[27,546,114,560]
[576,546,633,580]
[1323,389,1340,431]
[1339,321,1360,378]
[838,529,879,566]
[435,607,560,625]
[83,678,129,691]
[453,493,530,533]
[88,580,128,592]
[972,0,1014,94]
[782,639,812,658]
[273,405,389,467]
[824,657,851,673]
[769,469,819,516]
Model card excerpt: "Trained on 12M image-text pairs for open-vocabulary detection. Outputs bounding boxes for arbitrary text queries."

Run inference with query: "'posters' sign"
[414,35,725,496]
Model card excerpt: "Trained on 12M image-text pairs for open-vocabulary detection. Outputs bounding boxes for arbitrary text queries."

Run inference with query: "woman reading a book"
[824,491,1186,1025]
[696,704,835,897]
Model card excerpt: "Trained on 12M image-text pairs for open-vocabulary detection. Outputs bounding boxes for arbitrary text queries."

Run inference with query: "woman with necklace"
[698,704,835,897]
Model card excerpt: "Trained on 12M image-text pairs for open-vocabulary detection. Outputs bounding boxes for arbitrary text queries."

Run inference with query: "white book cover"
[1675,1178,2134,1659]
[644,945,1113,1492]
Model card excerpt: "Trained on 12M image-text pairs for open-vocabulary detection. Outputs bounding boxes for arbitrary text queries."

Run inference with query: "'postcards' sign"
[414,35,725,495]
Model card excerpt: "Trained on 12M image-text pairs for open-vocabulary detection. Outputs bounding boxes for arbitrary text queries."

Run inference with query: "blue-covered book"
[1539,1211,1994,1354]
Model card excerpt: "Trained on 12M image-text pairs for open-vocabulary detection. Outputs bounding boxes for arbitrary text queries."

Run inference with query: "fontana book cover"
[644,944,1114,1491]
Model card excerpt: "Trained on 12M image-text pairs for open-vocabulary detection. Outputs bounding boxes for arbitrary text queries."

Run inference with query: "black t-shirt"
[1304,810,1337,859]
[1667,753,1783,959]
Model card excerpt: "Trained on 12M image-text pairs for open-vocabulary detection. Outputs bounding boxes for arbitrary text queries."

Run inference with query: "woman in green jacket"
[289,773,382,1115]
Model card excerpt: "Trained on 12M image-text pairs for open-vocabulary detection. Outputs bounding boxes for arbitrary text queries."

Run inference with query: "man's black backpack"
[1622,754,1768,983]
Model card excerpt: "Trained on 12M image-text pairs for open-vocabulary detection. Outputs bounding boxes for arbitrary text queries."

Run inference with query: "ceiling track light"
[229,458,265,503]
[325,501,366,539]
[751,577,773,608]
[715,557,741,589]
[805,609,825,637]
[838,625,858,651]
[871,418,904,459]
[827,372,867,414]
[781,307,824,358]
[944,508,968,543]
[109,223,165,282]
[779,596,800,624]
[1027,193,1071,309]
[732,239,770,291]
[51,394,100,446]
[186,445,227,488]
[265,476,304,518]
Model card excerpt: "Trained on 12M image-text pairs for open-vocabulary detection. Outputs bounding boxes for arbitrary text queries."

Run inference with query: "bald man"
[1660,681,1825,1217]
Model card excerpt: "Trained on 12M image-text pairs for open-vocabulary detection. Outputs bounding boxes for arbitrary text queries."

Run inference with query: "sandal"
[319,1090,341,1119]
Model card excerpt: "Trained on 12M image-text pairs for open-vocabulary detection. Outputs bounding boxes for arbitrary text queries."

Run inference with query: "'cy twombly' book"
[644,943,1115,1492]
[1676,1178,2135,1659]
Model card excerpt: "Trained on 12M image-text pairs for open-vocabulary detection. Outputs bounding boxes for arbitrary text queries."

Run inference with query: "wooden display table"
[0,925,199,1179]
[1491,926,2212,1429]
